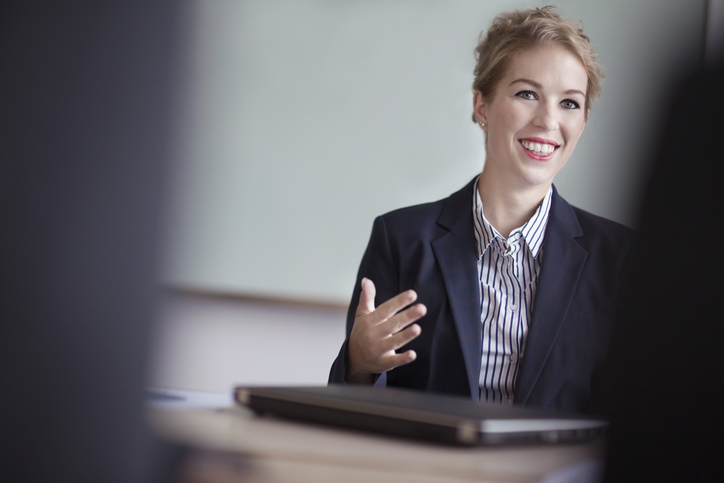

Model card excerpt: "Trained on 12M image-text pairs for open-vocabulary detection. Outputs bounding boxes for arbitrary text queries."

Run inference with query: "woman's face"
[474,44,588,193]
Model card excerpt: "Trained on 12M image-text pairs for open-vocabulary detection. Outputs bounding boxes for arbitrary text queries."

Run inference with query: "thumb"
[356,277,376,316]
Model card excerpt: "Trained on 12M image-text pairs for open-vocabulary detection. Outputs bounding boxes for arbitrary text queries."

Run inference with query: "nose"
[533,102,558,131]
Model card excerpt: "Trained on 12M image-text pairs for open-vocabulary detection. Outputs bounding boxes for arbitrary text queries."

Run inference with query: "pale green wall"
[163,0,706,304]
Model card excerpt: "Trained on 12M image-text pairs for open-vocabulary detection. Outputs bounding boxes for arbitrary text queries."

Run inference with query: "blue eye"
[561,99,580,109]
[516,91,536,100]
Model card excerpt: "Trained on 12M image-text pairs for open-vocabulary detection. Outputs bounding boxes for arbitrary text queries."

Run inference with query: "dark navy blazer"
[329,177,633,412]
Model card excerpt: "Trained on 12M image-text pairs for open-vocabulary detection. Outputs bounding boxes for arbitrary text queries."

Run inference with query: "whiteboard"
[162,0,705,304]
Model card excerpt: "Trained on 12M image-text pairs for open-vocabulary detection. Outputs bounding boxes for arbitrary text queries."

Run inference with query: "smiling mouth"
[520,139,559,157]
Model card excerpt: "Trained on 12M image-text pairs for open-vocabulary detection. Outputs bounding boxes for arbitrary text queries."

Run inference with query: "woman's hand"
[345,278,426,384]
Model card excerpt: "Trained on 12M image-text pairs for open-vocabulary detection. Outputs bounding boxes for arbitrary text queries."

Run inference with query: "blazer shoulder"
[572,205,633,235]
[570,205,635,253]
[548,187,634,247]
[377,178,476,236]
[379,197,446,225]
[372,198,449,248]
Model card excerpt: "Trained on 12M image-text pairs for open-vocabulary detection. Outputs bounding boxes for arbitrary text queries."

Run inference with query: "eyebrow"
[509,78,586,97]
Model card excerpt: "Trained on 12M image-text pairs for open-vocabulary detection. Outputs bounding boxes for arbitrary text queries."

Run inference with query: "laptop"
[234,385,607,446]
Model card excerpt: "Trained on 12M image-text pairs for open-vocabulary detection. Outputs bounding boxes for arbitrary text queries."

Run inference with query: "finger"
[370,289,418,324]
[356,277,376,316]
[382,323,422,353]
[380,303,427,336]
[380,350,417,372]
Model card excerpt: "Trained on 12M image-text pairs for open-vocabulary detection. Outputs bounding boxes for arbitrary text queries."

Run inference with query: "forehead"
[499,44,588,95]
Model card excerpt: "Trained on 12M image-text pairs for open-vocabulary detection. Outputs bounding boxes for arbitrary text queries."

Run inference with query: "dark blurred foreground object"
[1,2,186,481]
[594,66,724,481]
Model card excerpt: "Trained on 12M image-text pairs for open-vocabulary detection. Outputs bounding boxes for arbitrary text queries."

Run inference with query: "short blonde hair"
[472,6,603,121]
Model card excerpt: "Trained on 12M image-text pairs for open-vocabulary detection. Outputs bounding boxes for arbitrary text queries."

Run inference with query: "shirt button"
[506,399,513,406]
[509,304,518,312]
[509,354,517,362]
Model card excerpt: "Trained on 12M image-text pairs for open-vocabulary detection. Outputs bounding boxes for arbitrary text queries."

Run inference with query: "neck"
[477,170,550,238]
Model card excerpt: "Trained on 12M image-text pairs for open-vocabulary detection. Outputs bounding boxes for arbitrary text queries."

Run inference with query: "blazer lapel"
[431,178,482,399]
[514,188,588,405]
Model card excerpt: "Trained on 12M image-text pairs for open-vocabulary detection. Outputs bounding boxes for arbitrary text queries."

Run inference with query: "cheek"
[576,118,586,136]
[504,104,529,127]
[492,110,525,144]
[565,118,586,144]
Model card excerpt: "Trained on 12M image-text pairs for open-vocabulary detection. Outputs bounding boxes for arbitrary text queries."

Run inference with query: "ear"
[473,91,488,130]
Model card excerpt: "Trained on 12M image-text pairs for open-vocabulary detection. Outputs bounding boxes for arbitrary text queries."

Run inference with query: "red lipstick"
[519,138,559,161]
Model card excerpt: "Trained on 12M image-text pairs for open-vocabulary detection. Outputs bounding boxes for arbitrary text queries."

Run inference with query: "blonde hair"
[472,6,603,121]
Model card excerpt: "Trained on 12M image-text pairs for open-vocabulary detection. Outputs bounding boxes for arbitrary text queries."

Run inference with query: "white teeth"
[521,140,556,155]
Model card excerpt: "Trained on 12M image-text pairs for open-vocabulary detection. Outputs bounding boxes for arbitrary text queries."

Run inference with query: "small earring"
[478,121,486,128]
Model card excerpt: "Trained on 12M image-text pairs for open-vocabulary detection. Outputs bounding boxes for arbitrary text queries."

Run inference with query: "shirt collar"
[472,176,552,260]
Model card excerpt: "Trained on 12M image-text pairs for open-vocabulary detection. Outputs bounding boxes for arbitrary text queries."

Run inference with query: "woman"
[328,6,633,412]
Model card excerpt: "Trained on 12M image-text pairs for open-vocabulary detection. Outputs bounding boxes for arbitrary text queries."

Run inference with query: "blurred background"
[162,0,705,303]
[4,1,722,480]
[151,0,713,394]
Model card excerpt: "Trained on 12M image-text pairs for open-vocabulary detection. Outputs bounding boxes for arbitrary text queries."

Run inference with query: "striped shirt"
[472,180,552,405]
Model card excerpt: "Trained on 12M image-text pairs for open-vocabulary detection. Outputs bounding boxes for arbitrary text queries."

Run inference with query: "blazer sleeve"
[328,215,402,386]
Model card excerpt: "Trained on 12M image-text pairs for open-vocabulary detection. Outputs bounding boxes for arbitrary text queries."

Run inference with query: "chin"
[515,169,556,189]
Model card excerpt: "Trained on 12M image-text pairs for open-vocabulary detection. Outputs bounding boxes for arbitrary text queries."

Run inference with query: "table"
[148,388,606,483]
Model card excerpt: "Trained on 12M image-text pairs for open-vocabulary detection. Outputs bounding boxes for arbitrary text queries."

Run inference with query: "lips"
[519,138,559,160]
